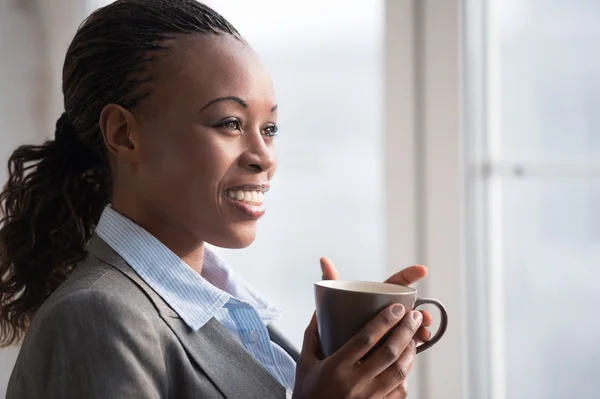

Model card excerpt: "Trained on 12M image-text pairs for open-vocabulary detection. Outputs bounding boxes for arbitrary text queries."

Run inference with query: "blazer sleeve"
[7,290,168,399]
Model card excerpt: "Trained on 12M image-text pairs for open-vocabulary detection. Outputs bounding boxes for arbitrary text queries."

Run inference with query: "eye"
[263,124,279,138]
[215,119,242,132]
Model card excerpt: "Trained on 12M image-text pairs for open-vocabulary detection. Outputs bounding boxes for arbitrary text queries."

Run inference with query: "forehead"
[148,34,274,109]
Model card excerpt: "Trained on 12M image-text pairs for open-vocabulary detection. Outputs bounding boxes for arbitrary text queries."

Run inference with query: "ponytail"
[0,113,111,346]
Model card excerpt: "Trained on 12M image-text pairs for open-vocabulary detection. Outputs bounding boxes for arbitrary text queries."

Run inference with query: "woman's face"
[119,34,277,249]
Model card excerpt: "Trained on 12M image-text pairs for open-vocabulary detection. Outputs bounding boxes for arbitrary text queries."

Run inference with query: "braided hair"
[0,0,241,346]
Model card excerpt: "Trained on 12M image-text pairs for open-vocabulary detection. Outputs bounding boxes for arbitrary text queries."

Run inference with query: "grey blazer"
[7,235,299,399]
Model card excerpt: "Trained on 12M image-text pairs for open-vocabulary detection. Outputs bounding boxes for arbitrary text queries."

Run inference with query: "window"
[466,0,600,398]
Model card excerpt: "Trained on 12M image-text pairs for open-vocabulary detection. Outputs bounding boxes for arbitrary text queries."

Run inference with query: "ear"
[99,104,141,162]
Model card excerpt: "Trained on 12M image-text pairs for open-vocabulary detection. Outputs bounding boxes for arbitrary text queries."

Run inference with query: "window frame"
[384,1,467,398]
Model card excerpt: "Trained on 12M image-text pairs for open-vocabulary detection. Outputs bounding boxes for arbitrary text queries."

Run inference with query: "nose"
[239,131,276,173]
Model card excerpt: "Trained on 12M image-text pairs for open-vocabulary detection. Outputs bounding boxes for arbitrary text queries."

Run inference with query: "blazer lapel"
[167,317,286,398]
[86,235,286,399]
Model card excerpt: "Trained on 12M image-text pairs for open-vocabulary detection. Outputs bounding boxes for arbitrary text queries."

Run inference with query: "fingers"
[385,265,428,286]
[320,257,339,280]
[415,310,433,343]
[415,326,431,344]
[360,311,422,379]
[334,304,406,365]
[371,340,415,398]
[381,376,410,399]
[384,380,409,399]
[420,310,433,327]
[300,312,321,362]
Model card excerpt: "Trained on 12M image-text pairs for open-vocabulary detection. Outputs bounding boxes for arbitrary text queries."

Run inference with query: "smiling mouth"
[222,186,269,219]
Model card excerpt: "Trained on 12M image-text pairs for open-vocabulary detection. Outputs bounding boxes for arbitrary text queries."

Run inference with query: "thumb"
[320,257,340,280]
[300,312,321,362]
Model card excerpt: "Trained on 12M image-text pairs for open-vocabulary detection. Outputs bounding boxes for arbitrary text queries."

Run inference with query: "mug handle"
[414,298,448,354]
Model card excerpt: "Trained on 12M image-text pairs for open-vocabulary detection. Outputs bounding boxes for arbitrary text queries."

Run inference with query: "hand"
[294,258,433,398]
[293,304,422,399]
[320,257,434,344]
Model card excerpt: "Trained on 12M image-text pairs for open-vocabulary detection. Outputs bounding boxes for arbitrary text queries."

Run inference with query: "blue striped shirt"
[95,205,296,394]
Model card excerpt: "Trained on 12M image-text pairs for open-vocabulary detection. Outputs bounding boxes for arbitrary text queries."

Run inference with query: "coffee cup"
[314,280,448,357]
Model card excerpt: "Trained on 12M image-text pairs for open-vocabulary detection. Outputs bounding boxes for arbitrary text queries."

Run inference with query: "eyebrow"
[199,96,278,113]
[200,96,247,111]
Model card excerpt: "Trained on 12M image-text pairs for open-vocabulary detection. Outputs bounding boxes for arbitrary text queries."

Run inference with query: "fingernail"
[392,304,405,317]
[412,311,422,323]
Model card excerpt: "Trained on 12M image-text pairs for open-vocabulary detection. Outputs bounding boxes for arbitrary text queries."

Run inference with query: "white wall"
[0,0,46,391]
[0,0,84,394]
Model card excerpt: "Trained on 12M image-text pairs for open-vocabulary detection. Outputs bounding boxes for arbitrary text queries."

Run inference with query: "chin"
[205,224,257,249]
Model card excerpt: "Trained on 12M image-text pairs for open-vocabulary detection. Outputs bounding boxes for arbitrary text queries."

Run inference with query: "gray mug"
[314,280,448,357]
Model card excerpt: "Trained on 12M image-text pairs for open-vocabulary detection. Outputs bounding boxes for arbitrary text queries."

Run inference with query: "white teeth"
[227,190,265,204]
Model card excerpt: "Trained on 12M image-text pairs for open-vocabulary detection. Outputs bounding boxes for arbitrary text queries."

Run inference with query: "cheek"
[142,137,187,181]
[142,130,235,203]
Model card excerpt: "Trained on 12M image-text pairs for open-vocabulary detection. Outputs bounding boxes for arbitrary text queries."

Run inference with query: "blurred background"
[0,0,598,398]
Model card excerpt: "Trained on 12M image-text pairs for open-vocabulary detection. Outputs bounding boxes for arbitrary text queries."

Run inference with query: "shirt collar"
[201,249,282,322]
[95,205,281,330]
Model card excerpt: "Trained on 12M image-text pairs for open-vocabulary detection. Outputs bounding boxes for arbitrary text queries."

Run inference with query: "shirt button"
[249,330,260,343]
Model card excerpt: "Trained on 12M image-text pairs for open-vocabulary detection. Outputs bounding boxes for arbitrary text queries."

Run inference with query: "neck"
[111,199,205,274]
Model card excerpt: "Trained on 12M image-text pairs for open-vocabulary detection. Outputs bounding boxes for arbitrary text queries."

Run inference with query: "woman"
[0,1,433,398]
